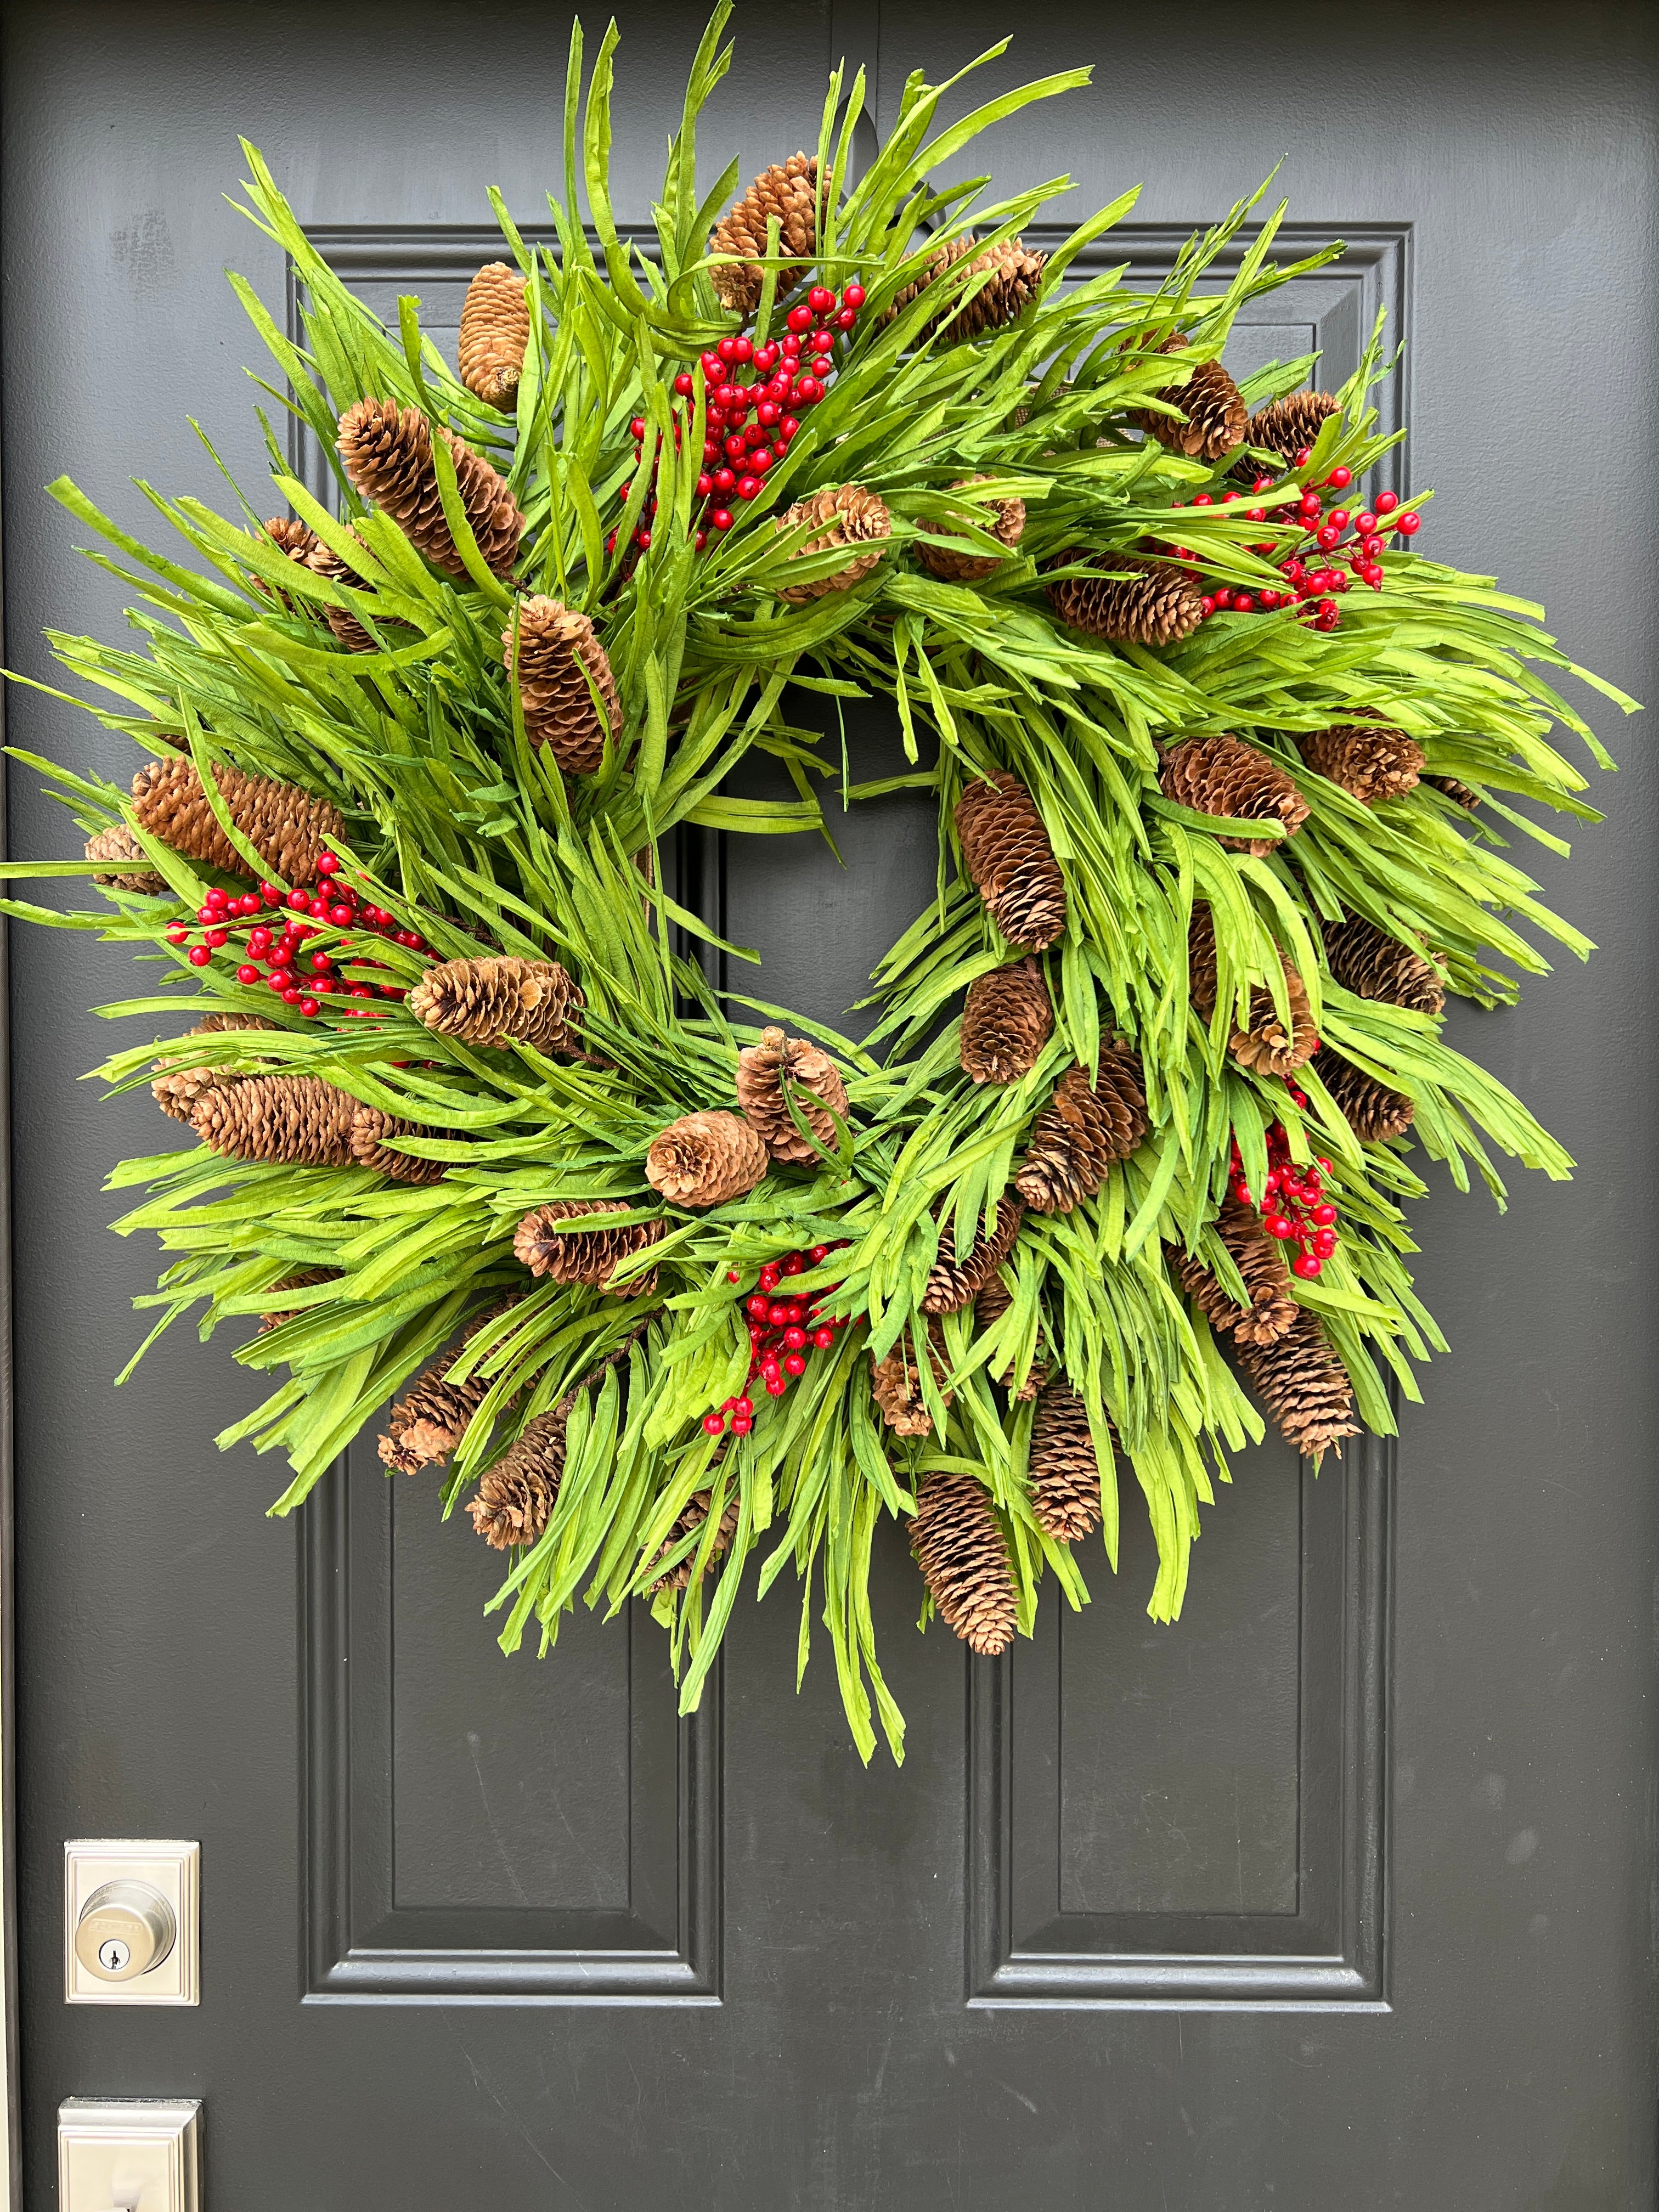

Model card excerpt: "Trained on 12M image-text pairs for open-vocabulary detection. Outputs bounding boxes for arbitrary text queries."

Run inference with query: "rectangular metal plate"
[58,2100,201,2211]
[64,1842,200,2006]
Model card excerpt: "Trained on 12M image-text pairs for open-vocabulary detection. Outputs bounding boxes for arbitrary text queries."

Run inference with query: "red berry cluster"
[701,1239,853,1435]
[609,280,867,556]
[1169,452,1424,635]
[162,852,424,1020]
[1227,1113,1340,1280]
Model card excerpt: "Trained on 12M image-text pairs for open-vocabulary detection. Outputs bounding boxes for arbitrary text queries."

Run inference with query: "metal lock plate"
[58,2098,201,2211]
[64,1841,200,2006]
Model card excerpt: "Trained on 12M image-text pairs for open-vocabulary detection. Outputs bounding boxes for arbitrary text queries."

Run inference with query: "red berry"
[754,343,780,371]
[834,305,856,330]
[1191,493,1214,507]
[1293,1253,1323,1279]
[782,1254,805,1275]
[702,1412,726,1436]
[842,281,865,309]
[1355,510,1378,536]
[1327,466,1352,490]
[1252,476,1274,493]
[730,1415,754,1434]
[787,304,814,334]
[808,285,834,313]
[1247,506,1266,523]
[187,944,212,967]
[757,400,781,428]
[1259,589,1282,610]
[716,336,739,363]
[783,1327,808,1351]
[1314,604,1340,631]
[714,467,736,494]
[768,1302,792,1328]
[795,376,823,404]
[745,1293,771,1321]
[1362,563,1384,589]
[779,416,800,441]
[1312,1228,1338,1259]
[696,472,715,498]
[1293,446,1313,467]
[732,336,754,363]
[673,372,694,397]
[1233,593,1255,614]
[737,475,761,501]
[300,996,320,1019]
[700,351,724,380]
[1199,595,1216,618]
[781,332,802,356]
[712,509,733,531]
[764,1374,787,1396]
[1374,490,1399,515]
[782,1352,806,1377]
[1212,588,1233,610]
[285,887,307,912]
[235,962,260,985]
[1397,511,1421,535]
[1362,534,1385,560]
[635,529,652,550]
[723,433,746,462]
[1316,524,1340,550]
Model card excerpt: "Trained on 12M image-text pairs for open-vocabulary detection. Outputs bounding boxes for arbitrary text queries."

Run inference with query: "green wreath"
[7,13,1635,1763]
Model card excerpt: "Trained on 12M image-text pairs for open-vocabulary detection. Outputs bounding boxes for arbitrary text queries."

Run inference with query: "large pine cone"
[131,755,345,883]
[889,234,1047,345]
[1323,913,1446,1015]
[512,1198,665,1296]
[304,531,381,653]
[458,261,529,409]
[917,476,1026,584]
[647,1488,741,1594]
[1296,723,1425,804]
[1028,1383,1105,1541]
[150,1012,276,1122]
[960,957,1053,1085]
[349,1106,448,1184]
[506,597,622,772]
[1312,1048,1416,1142]
[644,1111,768,1209]
[337,397,524,582]
[1048,552,1203,648]
[1234,1307,1359,1460]
[1188,906,1317,1078]
[1015,1054,1148,1214]
[409,955,586,1053]
[86,821,165,893]
[1131,335,1248,462]
[775,484,891,602]
[870,1325,950,1438]
[735,1025,850,1163]
[909,1471,1018,1656]
[921,1194,1023,1317]
[954,772,1067,951]
[468,1411,563,1550]
[1242,391,1341,465]
[1159,734,1309,856]
[1170,1196,1297,1346]
[190,1075,358,1167]
[707,153,827,314]
[378,1297,523,1474]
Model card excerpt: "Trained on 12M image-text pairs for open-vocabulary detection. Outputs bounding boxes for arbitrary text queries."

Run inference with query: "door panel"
[4,3,1656,2207]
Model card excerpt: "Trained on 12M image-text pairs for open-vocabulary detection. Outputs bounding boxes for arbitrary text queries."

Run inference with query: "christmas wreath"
[6,14,1635,1762]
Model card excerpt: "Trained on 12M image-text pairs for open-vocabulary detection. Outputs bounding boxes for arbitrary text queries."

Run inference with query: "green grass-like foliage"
[2,10,1638,1761]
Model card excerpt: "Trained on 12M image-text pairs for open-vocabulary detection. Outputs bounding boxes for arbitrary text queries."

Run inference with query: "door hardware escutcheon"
[64,1841,200,2005]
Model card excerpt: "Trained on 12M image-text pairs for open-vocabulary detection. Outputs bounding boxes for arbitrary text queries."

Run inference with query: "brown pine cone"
[1048,552,1203,648]
[644,1111,769,1209]
[1312,1048,1416,1142]
[909,1471,1018,1656]
[775,484,891,602]
[131,755,345,883]
[1430,774,1480,809]
[409,955,586,1053]
[1169,1196,1297,1346]
[921,1195,1023,1317]
[336,397,524,582]
[468,1410,563,1549]
[304,532,381,654]
[917,476,1026,584]
[954,772,1067,951]
[960,957,1053,1084]
[1187,904,1222,1017]
[151,1012,277,1122]
[1234,1307,1359,1460]
[1159,734,1309,856]
[258,516,324,613]
[734,1025,850,1163]
[647,1488,741,1594]
[505,597,622,773]
[259,1268,340,1333]
[1323,913,1446,1015]
[1229,960,1320,1077]
[458,261,529,409]
[1028,1383,1106,1541]
[1015,1054,1148,1214]
[889,234,1047,345]
[707,153,827,314]
[349,1105,448,1184]
[86,821,165,893]
[1131,335,1248,462]
[512,1198,665,1297]
[190,1075,358,1167]
[377,1299,523,1473]
[974,1270,1046,1400]
[1241,391,1341,465]
[870,1324,950,1438]
[1296,723,1425,804]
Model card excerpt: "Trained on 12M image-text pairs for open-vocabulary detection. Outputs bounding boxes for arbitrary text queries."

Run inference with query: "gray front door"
[5,3,1655,2205]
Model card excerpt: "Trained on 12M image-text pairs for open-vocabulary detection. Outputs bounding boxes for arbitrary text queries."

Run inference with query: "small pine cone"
[974,1271,1046,1400]
[1187,904,1221,1017]
[506,597,622,772]
[190,1074,358,1167]
[707,152,827,314]
[644,1111,769,1209]
[1430,774,1480,809]
[917,476,1026,584]
[647,1488,741,1594]
[150,1013,277,1122]
[1323,912,1446,1016]
[1015,1054,1148,1215]
[775,484,891,602]
[1229,960,1320,1077]
[468,1412,563,1550]
[734,1025,850,1163]
[909,1471,1018,1656]
[889,234,1047,345]
[336,397,525,582]
[870,1325,950,1438]
[1028,1383,1106,1542]
[1131,336,1248,462]
[1296,723,1425,804]
[1312,1047,1416,1143]
[258,516,323,613]
[86,821,165,893]
[458,261,529,409]
[1234,1307,1360,1460]
[409,955,586,1054]
[259,1268,340,1333]
[1159,734,1310,856]
[954,772,1067,951]
[960,957,1053,1085]
[1242,391,1341,465]
[350,1105,448,1184]
[379,1297,523,1474]
[131,755,346,883]
[512,1198,665,1297]
[1048,552,1203,648]
[921,1194,1023,1316]
[1170,1196,1297,1347]
[304,533,380,653]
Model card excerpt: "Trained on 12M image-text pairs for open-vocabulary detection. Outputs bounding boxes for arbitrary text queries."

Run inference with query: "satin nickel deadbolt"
[76,1881,177,1983]
[64,1842,200,2005]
